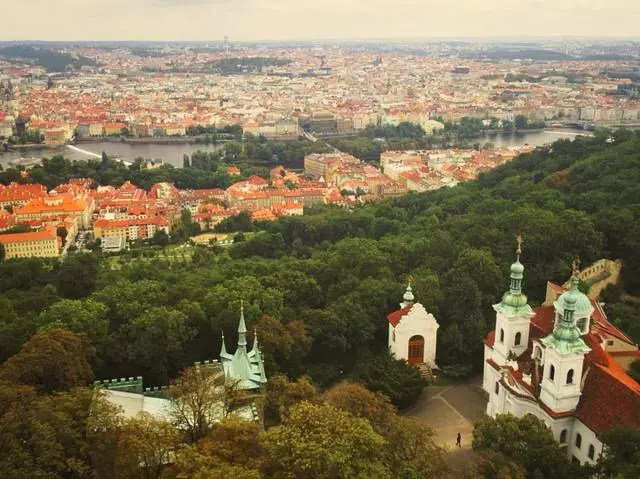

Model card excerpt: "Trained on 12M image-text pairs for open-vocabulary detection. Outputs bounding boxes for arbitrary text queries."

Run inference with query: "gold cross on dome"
[516,234,523,255]
[572,258,581,277]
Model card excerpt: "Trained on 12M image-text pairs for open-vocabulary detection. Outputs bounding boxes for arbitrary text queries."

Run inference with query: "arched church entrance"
[408,335,425,364]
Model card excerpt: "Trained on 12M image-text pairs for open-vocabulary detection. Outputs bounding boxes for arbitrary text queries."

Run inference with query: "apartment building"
[0,228,60,259]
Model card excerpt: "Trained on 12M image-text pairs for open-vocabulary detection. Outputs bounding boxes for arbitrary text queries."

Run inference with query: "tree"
[460,450,526,479]
[0,329,94,393]
[262,401,389,479]
[323,381,396,434]
[151,229,169,247]
[628,359,640,383]
[0,242,4,262]
[121,307,195,384]
[169,365,245,443]
[169,418,264,478]
[324,382,448,478]
[0,386,123,479]
[383,416,449,478]
[350,352,426,408]
[472,414,577,479]
[114,413,180,479]
[596,427,640,479]
[266,375,319,423]
[38,299,109,349]
[56,253,99,299]
[183,153,190,168]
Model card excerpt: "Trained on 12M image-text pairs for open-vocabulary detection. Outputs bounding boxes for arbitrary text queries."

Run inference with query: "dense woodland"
[0,131,639,477]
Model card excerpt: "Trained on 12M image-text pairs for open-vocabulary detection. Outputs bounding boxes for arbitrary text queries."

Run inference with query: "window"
[494,382,499,395]
[549,365,555,381]
[499,329,504,343]
[567,369,574,384]
[575,433,582,449]
[606,340,614,346]
[515,332,522,346]
[560,429,568,443]
[588,445,595,460]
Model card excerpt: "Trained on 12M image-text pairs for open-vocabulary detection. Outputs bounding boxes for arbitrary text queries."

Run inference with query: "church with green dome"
[483,239,640,467]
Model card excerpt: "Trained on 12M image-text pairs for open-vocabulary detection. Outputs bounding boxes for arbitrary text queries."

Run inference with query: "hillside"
[0,130,639,389]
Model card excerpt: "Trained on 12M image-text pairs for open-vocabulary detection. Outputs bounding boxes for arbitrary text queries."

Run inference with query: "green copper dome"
[510,260,525,276]
[494,243,533,318]
[555,279,594,316]
[542,274,591,355]
[501,290,528,308]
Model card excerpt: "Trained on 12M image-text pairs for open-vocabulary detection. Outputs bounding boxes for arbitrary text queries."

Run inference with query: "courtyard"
[406,375,488,450]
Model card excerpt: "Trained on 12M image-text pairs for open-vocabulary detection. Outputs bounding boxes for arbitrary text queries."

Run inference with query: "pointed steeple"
[237,299,247,351]
[252,328,259,351]
[220,331,228,356]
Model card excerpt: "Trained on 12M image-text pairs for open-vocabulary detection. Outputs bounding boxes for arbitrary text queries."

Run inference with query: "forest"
[0,131,639,477]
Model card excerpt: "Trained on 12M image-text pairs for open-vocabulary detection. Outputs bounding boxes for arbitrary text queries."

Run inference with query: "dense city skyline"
[3,0,640,41]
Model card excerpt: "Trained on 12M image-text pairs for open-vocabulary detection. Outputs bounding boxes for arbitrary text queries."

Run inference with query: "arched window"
[515,332,522,346]
[588,444,595,460]
[549,365,555,381]
[575,433,582,449]
[560,429,568,443]
[499,329,504,343]
[494,382,499,395]
[567,369,574,384]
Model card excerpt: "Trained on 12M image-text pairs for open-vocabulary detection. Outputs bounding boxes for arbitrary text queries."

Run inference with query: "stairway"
[416,362,434,381]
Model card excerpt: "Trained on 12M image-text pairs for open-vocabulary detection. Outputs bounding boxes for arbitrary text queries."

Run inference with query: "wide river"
[0,129,590,169]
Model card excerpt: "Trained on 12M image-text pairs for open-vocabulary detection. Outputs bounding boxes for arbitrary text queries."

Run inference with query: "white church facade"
[387,283,439,368]
[483,244,640,466]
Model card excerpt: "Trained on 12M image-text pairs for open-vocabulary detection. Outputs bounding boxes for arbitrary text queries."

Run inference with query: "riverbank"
[76,136,236,145]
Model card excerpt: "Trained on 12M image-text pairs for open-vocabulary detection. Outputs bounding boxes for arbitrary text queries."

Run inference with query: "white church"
[483,243,640,466]
[387,283,439,371]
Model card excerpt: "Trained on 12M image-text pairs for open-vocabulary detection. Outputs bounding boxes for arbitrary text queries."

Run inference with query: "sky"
[2,0,640,41]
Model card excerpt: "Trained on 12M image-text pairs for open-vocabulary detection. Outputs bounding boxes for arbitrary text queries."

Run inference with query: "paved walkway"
[405,376,488,451]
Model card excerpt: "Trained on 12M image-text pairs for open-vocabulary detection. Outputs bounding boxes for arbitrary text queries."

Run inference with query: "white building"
[98,303,266,424]
[483,246,640,466]
[387,284,439,368]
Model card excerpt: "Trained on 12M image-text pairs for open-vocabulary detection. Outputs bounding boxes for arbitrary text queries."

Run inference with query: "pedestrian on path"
[456,432,461,447]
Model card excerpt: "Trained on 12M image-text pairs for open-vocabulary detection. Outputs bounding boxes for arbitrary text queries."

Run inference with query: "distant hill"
[0,45,97,73]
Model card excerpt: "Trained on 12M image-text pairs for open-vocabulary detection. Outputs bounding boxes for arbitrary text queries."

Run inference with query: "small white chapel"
[386,283,440,369]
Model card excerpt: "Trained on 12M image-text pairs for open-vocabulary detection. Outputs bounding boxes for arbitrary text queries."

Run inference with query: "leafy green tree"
[266,375,319,423]
[472,414,578,479]
[596,427,640,479]
[350,352,426,409]
[121,307,195,384]
[56,253,99,299]
[151,229,169,246]
[169,418,264,478]
[0,329,94,392]
[0,243,4,262]
[262,401,389,479]
[37,299,109,348]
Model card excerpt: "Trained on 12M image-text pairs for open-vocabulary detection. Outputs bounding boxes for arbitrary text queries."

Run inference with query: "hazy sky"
[2,0,640,41]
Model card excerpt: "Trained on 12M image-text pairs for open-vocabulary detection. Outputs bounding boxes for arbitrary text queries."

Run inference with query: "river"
[0,129,590,169]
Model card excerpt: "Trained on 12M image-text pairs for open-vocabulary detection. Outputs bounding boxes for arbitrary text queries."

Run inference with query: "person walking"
[456,432,461,447]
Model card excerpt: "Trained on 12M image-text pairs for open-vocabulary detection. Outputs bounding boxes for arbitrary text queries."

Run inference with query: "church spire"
[220,331,228,356]
[509,234,525,294]
[237,299,247,351]
[252,328,259,351]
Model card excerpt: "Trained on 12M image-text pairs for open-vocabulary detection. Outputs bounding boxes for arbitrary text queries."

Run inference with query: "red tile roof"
[387,304,413,328]
[0,227,58,244]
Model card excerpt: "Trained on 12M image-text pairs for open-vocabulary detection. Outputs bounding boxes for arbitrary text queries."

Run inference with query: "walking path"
[405,376,488,450]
